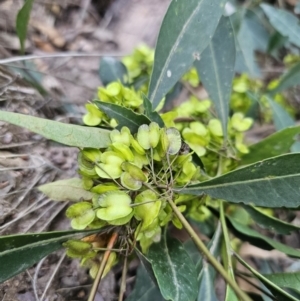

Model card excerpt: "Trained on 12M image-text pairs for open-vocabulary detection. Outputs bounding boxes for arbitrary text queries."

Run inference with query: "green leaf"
[267,31,288,58]
[126,265,166,301]
[233,13,261,78]
[228,216,300,258]
[267,97,294,131]
[0,228,103,283]
[142,94,164,127]
[268,62,300,95]
[99,57,128,86]
[243,9,270,53]
[147,234,198,301]
[180,153,300,208]
[241,126,300,165]
[38,178,93,201]
[95,101,151,133]
[148,0,226,109]
[197,223,222,301]
[243,205,300,235]
[195,16,235,138]
[261,4,300,48]
[234,253,299,301]
[16,0,34,54]
[263,272,300,293]
[0,111,111,148]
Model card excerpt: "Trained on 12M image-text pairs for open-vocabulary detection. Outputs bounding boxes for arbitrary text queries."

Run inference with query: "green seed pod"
[82,177,94,190]
[208,119,223,137]
[66,202,95,230]
[134,190,161,231]
[130,137,146,155]
[121,162,147,182]
[231,113,253,132]
[96,191,133,221]
[63,240,96,259]
[108,211,134,225]
[137,124,151,150]
[95,151,124,179]
[131,150,149,168]
[78,152,98,178]
[91,183,119,194]
[149,122,160,148]
[111,142,134,161]
[110,127,131,146]
[106,82,122,96]
[120,172,143,190]
[82,148,102,162]
[83,103,103,126]
[160,127,182,155]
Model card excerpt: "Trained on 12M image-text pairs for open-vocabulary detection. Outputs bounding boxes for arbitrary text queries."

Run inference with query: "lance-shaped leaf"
[268,62,300,95]
[195,16,235,138]
[266,97,300,152]
[0,228,103,283]
[148,0,226,109]
[233,13,261,78]
[16,0,34,54]
[180,153,300,208]
[234,253,299,301]
[126,265,166,301]
[99,57,128,86]
[243,205,300,235]
[147,234,198,301]
[197,223,222,301]
[267,97,300,153]
[266,97,294,131]
[241,126,300,165]
[263,272,300,293]
[228,217,300,258]
[142,94,164,127]
[95,101,151,133]
[38,178,93,201]
[0,111,111,148]
[261,4,300,48]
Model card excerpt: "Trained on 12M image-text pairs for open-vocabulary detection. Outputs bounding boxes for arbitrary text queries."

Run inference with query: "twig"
[118,255,129,301]
[0,52,127,65]
[40,253,66,301]
[87,232,119,301]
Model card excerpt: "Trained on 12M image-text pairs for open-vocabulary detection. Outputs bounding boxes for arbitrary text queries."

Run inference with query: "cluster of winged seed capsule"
[64,122,200,276]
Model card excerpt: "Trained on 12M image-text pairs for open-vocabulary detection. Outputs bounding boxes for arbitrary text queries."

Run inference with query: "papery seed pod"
[83,103,103,126]
[121,162,147,182]
[66,202,95,230]
[82,148,102,162]
[111,142,134,161]
[134,190,161,231]
[106,82,122,96]
[231,113,253,132]
[63,240,97,259]
[130,137,146,155]
[95,151,125,179]
[78,152,98,178]
[137,124,151,150]
[91,183,119,194]
[160,127,182,155]
[120,172,142,190]
[208,119,223,137]
[108,211,134,225]
[96,191,133,221]
[149,122,160,148]
[110,127,131,145]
